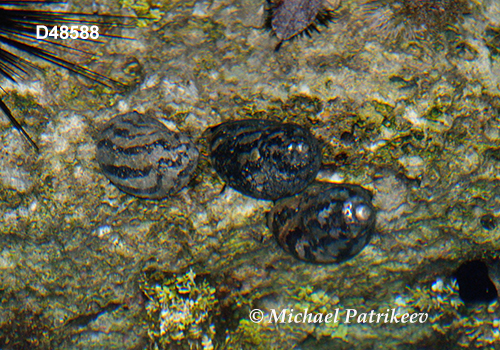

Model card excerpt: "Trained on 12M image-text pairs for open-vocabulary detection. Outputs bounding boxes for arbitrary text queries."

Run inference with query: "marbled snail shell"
[206,119,322,201]
[96,112,199,199]
[268,182,376,264]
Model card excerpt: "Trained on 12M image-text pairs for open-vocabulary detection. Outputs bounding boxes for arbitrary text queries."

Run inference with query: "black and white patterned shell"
[206,119,322,201]
[96,112,199,199]
[268,182,376,264]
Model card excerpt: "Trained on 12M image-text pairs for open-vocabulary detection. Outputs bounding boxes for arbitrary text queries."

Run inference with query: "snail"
[268,182,376,263]
[205,119,322,201]
[96,112,199,199]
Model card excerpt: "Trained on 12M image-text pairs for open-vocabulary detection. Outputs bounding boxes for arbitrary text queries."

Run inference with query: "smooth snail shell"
[206,119,322,201]
[96,112,199,199]
[268,182,376,264]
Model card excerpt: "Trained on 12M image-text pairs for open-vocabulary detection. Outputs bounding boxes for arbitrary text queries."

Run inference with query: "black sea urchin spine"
[0,1,135,151]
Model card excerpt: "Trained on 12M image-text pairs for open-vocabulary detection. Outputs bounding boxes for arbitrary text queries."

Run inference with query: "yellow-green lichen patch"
[222,285,345,349]
[142,269,218,350]
[119,0,163,20]
[401,278,500,348]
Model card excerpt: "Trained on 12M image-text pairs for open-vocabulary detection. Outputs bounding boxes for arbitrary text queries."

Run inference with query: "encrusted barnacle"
[268,182,376,263]
[265,0,341,50]
[205,119,322,201]
[96,112,199,199]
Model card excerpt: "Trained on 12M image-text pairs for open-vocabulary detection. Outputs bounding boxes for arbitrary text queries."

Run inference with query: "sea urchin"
[360,0,473,43]
[0,0,133,151]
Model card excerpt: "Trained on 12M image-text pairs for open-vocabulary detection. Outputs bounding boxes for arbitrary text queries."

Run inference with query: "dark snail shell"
[206,119,322,201]
[268,182,376,264]
[96,112,199,199]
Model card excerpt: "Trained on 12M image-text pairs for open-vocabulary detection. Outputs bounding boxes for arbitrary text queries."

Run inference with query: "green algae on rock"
[397,277,500,348]
[5,0,500,349]
[141,269,218,350]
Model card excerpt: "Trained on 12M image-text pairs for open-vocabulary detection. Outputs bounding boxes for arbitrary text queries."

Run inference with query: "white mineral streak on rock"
[162,75,200,105]
[373,174,412,233]
[403,106,424,127]
[192,1,211,17]
[0,164,32,192]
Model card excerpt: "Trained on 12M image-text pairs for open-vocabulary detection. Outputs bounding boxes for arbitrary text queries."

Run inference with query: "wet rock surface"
[2,0,500,348]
